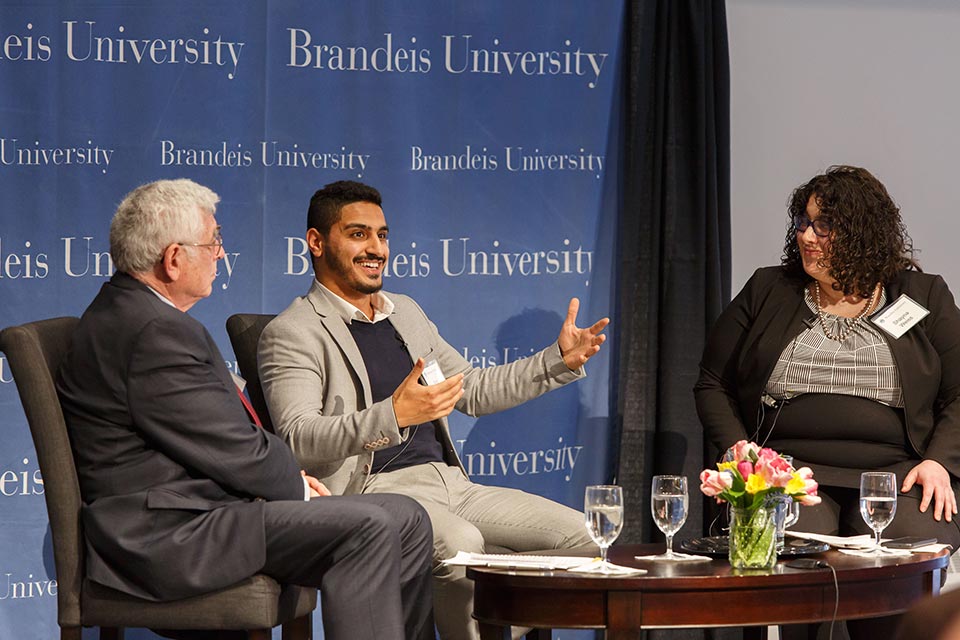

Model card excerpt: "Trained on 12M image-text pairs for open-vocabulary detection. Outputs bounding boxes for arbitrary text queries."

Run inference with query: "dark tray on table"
[680,536,830,558]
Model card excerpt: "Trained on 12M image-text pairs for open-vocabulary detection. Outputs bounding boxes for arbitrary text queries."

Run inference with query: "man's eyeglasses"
[792,215,831,238]
[179,226,223,251]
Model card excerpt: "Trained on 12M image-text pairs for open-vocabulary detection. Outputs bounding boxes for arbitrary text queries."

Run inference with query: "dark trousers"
[261,493,435,640]
[799,485,960,549]
[782,485,960,640]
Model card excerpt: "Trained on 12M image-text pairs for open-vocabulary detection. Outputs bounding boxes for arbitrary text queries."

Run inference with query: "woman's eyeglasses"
[792,215,831,238]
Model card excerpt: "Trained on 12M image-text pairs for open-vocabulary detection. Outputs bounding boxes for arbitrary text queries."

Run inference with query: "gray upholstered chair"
[226,314,277,433]
[0,317,315,640]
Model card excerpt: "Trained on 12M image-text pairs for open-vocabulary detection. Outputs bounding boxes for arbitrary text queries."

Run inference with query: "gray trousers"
[261,493,435,640]
[364,461,594,640]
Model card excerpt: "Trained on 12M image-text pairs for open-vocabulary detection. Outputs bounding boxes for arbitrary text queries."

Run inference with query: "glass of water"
[651,475,688,560]
[860,472,897,550]
[773,495,801,552]
[584,485,624,573]
[774,455,800,551]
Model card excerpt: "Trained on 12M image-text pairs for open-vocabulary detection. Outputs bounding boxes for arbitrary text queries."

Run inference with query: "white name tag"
[870,294,929,339]
[421,359,446,385]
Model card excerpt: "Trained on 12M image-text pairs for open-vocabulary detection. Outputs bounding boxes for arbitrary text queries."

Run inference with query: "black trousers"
[782,485,960,640]
[261,493,435,640]
[798,484,960,550]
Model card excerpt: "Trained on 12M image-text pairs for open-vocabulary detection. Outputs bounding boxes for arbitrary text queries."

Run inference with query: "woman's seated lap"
[796,485,960,550]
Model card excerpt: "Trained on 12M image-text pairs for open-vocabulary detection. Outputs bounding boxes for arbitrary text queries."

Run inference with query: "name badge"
[870,294,929,339]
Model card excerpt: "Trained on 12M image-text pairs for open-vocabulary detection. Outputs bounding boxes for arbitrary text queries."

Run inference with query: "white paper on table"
[441,551,592,570]
[785,531,877,549]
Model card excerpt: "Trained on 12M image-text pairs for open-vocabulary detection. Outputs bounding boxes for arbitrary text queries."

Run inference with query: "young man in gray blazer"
[259,180,609,640]
[58,179,435,640]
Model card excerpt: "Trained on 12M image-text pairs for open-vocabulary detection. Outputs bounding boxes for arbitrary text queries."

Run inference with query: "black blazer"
[57,273,304,601]
[695,266,960,480]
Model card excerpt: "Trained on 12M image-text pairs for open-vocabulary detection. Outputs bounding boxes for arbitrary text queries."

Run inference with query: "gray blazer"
[258,280,583,495]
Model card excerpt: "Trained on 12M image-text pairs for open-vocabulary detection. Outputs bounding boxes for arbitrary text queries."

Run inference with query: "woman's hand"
[902,459,958,522]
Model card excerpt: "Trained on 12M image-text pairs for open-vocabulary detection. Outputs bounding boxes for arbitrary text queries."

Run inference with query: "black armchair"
[0,317,315,640]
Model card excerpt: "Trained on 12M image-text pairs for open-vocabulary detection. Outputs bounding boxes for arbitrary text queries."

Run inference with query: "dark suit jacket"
[56,272,304,601]
[694,266,960,480]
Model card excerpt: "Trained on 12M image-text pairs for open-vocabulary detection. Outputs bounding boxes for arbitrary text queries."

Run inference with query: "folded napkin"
[633,552,712,562]
[568,559,648,576]
[786,531,876,549]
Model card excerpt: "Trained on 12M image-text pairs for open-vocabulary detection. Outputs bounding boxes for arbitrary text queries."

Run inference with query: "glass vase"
[728,504,777,570]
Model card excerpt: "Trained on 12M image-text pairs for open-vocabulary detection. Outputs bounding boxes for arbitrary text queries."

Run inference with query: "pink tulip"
[768,451,793,473]
[699,469,732,497]
[755,449,793,487]
[737,460,754,480]
[767,468,794,488]
[795,466,815,480]
[732,440,759,463]
[794,466,820,505]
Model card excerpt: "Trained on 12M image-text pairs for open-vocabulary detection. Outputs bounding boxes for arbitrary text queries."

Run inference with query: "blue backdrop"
[0,2,624,637]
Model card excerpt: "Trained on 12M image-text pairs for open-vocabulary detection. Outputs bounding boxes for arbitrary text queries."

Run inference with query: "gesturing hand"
[392,358,465,428]
[558,297,610,371]
[902,459,958,522]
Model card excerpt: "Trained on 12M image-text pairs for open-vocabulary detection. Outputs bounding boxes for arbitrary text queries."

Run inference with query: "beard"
[322,249,384,295]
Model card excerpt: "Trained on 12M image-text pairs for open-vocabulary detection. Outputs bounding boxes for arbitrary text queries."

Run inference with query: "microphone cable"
[752,325,808,449]
[825,561,839,640]
[368,423,421,481]
[708,323,808,536]
[369,328,428,481]
[783,559,838,640]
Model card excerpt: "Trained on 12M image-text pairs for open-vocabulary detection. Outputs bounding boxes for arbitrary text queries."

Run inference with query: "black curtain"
[614,4,731,638]
[616,0,730,547]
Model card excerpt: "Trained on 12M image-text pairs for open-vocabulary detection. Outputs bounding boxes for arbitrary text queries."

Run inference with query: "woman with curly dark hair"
[695,165,960,556]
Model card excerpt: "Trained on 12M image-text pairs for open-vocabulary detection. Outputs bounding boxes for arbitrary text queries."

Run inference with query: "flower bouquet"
[700,441,820,569]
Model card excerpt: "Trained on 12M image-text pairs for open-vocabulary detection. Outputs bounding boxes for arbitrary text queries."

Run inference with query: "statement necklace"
[812,283,880,342]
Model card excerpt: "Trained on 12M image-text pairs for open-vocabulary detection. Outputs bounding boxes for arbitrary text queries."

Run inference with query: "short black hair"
[307,180,382,236]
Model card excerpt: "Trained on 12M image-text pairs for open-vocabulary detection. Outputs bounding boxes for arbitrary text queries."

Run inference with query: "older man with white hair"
[57,178,435,640]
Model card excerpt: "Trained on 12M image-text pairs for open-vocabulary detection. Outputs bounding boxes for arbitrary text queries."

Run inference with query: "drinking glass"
[784,499,800,529]
[773,495,801,552]
[860,472,897,550]
[774,455,800,551]
[651,475,688,560]
[584,485,624,573]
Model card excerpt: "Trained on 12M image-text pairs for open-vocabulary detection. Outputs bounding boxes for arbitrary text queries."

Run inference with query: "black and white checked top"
[764,286,904,408]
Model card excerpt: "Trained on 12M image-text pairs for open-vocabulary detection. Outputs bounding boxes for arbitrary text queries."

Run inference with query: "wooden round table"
[468,543,949,639]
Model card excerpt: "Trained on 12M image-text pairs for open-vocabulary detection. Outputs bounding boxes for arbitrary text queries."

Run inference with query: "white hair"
[109,179,220,274]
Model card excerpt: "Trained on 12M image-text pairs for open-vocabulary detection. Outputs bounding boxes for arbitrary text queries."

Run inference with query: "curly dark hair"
[307,180,382,236]
[781,165,917,297]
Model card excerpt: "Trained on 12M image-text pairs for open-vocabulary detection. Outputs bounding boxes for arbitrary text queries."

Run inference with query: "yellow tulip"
[745,473,768,494]
[786,475,805,495]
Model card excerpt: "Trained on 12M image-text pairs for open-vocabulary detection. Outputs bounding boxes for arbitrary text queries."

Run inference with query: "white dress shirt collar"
[314,280,394,324]
[146,284,177,308]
